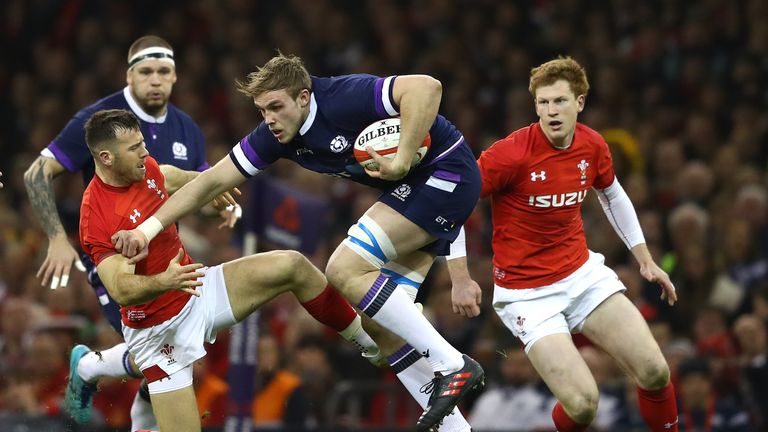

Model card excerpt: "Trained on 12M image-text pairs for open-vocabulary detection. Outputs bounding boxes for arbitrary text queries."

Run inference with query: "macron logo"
[530,171,546,181]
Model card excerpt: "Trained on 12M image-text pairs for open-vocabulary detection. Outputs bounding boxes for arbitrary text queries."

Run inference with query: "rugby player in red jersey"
[78,109,378,432]
[451,57,679,432]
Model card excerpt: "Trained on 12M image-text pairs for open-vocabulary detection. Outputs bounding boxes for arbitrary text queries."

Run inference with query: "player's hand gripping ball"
[353,117,431,171]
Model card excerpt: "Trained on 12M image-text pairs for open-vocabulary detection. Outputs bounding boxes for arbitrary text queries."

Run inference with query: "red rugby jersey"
[478,122,615,289]
[80,156,193,328]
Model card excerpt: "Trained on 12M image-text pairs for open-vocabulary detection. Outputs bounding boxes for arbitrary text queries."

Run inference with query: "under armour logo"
[129,208,141,224]
[421,349,430,358]
[530,171,546,181]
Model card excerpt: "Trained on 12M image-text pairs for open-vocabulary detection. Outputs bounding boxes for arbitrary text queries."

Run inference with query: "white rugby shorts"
[122,264,236,392]
[493,251,625,353]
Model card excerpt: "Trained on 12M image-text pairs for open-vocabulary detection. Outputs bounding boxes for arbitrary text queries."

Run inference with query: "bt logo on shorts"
[391,184,411,201]
[161,344,176,366]
[435,215,455,231]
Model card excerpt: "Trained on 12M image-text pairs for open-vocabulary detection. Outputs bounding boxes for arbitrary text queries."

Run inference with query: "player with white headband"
[23,35,240,430]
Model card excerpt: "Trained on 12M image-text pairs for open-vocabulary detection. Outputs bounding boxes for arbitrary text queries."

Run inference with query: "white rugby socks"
[339,314,381,358]
[77,343,142,383]
[358,274,464,373]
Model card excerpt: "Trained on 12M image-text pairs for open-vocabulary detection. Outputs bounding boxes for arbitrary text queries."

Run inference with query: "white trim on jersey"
[123,87,167,124]
[40,148,56,159]
[231,143,261,176]
[595,178,646,249]
[431,136,465,162]
[381,76,399,116]
[299,93,318,136]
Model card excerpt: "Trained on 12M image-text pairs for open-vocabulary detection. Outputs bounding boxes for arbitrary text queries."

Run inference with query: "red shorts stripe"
[142,364,169,383]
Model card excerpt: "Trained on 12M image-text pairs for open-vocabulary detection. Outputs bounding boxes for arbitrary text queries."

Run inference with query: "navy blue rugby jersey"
[229,75,467,190]
[42,87,208,184]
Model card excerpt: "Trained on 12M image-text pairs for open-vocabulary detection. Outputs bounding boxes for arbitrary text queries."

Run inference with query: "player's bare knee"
[637,361,671,390]
[564,391,599,423]
[325,255,355,292]
[272,250,318,286]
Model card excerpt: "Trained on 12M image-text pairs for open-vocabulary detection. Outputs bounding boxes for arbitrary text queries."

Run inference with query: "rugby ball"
[353,118,431,171]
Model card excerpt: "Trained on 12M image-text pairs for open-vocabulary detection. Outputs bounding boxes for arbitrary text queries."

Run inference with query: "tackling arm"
[113,157,245,257]
[96,249,203,306]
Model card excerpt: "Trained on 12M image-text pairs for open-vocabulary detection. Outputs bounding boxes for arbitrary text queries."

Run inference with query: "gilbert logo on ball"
[354,118,431,171]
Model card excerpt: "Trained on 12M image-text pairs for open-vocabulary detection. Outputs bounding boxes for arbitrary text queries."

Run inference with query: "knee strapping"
[343,215,397,268]
[381,262,425,301]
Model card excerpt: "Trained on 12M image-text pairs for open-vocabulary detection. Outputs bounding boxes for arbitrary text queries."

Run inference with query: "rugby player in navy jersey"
[23,35,236,429]
[113,53,485,431]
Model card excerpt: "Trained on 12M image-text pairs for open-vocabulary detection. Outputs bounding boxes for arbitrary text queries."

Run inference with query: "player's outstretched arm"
[596,179,677,306]
[366,75,442,181]
[112,157,246,258]
[97,248,203,306]
[160,164,242,229]
[23,156,86,289]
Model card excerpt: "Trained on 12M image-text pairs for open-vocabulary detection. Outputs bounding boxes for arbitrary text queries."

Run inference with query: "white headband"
[128,47,175,68]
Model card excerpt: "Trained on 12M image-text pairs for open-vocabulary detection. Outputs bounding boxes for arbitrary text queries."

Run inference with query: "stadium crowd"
[1,0,767,430]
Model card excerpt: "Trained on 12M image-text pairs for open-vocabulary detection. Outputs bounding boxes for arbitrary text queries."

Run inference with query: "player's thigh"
[527,333,598,405]
[223,250,324,321]
[328,202,435,274]
[580,293,666,378]
[150,385,200,432]
[361,202,436,255]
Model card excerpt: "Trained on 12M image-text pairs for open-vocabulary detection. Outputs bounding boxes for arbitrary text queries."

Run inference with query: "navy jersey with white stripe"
[229,75,467,190]
[44,87,208,184]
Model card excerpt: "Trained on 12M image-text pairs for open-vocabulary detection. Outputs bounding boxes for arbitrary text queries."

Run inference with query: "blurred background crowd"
[1,0,767,430]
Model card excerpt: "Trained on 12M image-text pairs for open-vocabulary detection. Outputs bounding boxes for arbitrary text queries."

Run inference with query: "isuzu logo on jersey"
[530,171,546,181]
[329,135,349,153]
[578,159,589,185]
[172,142,188,160]
[528,190,589,208]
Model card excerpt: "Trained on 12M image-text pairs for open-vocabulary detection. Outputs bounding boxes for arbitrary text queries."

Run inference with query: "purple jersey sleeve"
[45,109,95,172]
[228,123,283,177]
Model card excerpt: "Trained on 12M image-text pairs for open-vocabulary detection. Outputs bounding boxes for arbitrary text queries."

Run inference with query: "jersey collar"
[123,87,168,124]
[299,93,317,136]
